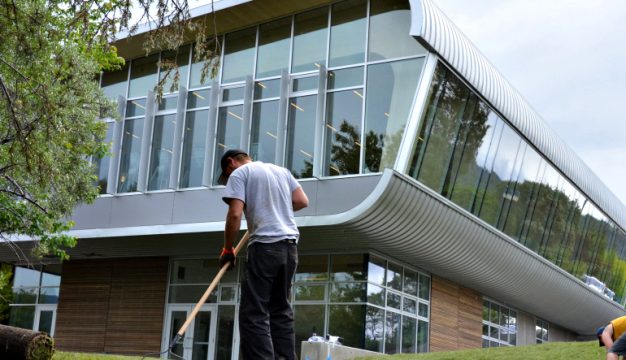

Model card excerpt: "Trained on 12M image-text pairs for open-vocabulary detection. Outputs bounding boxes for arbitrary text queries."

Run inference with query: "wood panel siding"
[55,260,113,352]
[429,276,482,352]
[55,257,168,355]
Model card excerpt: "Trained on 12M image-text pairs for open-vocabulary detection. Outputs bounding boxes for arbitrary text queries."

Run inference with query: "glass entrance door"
[33,305,56,336]
[165,305,217,360]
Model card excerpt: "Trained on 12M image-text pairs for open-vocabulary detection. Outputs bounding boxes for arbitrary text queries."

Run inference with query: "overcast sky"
[431,0,626,207]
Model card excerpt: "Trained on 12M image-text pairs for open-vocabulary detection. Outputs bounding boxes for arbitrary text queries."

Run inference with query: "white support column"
[202,82,220,187]
[169,86,188,189]
[275,69,290,166]
[313,65,327,178]
[240,76,254,152]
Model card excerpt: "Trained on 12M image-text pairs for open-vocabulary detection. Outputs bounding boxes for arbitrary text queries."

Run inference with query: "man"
[218,149,309,360]
[598,315,626,360]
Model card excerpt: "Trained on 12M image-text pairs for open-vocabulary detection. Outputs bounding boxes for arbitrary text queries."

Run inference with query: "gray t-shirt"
[222,161,301,244]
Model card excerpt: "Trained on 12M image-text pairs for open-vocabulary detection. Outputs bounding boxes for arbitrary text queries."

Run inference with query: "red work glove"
[219,247,235,270]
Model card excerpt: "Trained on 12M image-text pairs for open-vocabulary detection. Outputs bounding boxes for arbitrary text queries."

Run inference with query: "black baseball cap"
[218,149,248,185]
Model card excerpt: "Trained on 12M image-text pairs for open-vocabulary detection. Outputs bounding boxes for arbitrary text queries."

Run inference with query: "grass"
[358,341,605,360]
[53,341,606,360]
[53,352,144,359]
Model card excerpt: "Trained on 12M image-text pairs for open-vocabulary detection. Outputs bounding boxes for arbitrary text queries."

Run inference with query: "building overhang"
[297,169,624,335]
[3,170,622,334]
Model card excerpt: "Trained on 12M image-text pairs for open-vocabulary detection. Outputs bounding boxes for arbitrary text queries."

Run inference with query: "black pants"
[239,240,298,360]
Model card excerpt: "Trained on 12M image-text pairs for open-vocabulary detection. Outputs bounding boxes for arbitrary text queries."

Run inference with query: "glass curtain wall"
[100,0,428,187]
[293,253,430,355]
[408,64,626,303]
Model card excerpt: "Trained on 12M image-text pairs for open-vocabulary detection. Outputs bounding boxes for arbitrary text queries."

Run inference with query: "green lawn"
[53,352,144,359]
[54,341,606,360]
[358,341,605,360]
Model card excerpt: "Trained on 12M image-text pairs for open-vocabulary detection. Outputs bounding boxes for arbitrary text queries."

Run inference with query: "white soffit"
[408,0,626,232]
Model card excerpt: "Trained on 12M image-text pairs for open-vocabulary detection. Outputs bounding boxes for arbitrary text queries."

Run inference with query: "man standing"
[218,149,309,360]
[598,315,626,360]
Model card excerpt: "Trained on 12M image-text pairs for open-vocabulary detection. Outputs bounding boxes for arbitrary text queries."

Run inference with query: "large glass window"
[101,64,128,99]
[482,300,517,347]
[256,17,291,79]
[9,265,61,336]
[410,69,471,193]
[536,318,549,344]
[329,0,367,67]
[324,89,363,175]
[222,27,256,84]
[180,89,210,188]
[147,114,176,191]
[189,43,220,89]
[93,121,115,194]
[292,8,329,73]
[407,63,626,304]
[251,100,279,164]
[159,45,190,93]
[128,54,159,98]
[293,253,430,354]
[475,124,522,227]
[368,0,426,61]
[117,99,146,193]
[286,95,317,178]
[364,58,424,173]
[213,105,243,185]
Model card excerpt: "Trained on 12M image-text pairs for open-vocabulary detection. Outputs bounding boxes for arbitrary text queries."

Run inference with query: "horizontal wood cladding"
[55,258,168,355]
[430,276,482,352]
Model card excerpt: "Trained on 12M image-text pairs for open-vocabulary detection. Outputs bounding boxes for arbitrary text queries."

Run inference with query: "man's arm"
[602,324,616,360]
[224,199,244,249]
[292,186,309,211]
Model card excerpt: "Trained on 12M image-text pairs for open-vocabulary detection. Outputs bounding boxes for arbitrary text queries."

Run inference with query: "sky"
[431,0,626,207]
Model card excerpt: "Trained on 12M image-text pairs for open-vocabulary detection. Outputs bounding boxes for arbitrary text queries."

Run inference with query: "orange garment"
[610,316,626,340]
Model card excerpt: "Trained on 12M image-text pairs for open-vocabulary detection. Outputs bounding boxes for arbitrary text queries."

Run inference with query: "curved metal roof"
[300,170,625,335]
[408,0,626,232]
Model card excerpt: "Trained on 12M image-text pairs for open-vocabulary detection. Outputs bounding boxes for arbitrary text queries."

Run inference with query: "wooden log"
[0,324,54,360]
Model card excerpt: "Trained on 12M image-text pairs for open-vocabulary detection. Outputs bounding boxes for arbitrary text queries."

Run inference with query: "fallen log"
[0,324,54,360]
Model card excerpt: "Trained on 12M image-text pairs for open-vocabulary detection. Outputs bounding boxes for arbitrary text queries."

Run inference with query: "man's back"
[224,161,300,243]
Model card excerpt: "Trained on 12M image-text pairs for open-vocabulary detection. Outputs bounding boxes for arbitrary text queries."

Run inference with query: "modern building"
[4,0,626,358]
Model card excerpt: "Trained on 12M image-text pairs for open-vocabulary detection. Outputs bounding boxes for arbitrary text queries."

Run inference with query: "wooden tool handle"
[174,231,249,340]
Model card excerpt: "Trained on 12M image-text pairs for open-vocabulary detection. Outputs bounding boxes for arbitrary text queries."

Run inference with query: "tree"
[0,0,119,261]
[0,0,218,263]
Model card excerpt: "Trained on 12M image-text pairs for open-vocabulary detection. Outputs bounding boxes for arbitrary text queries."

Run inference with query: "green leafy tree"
[0,0,220,264]
[0,0,121,260]
[0,264,12,323]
